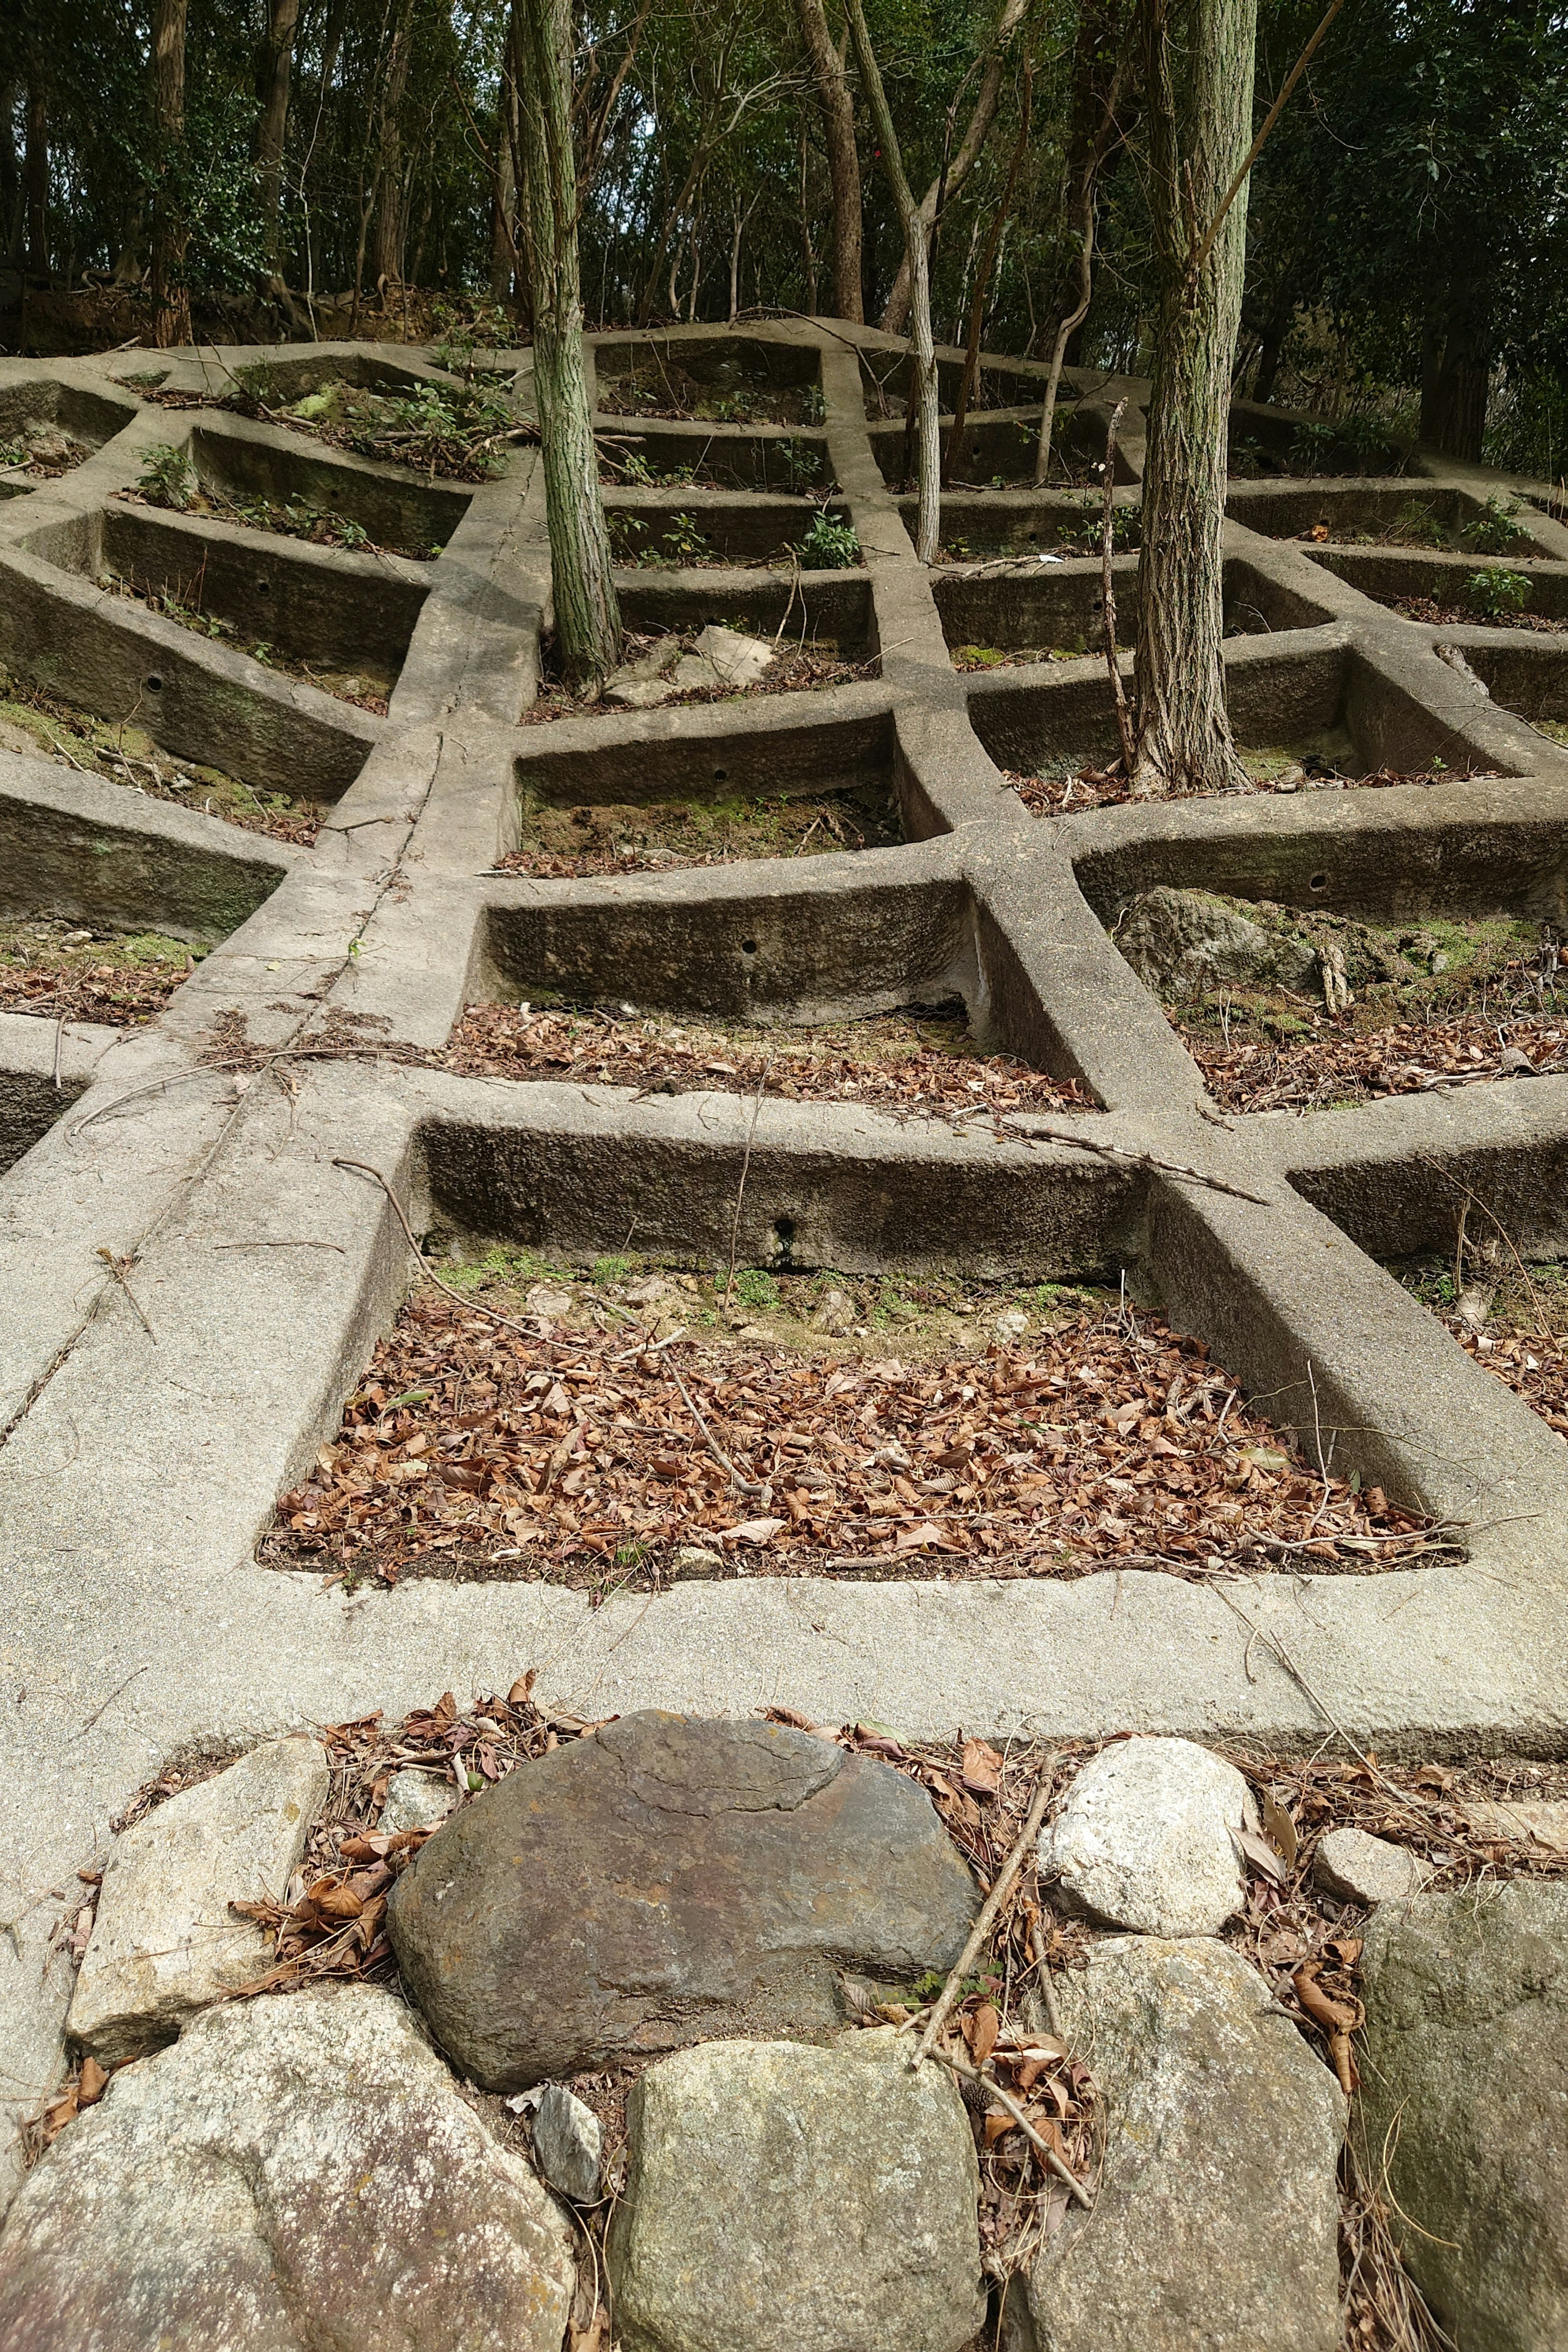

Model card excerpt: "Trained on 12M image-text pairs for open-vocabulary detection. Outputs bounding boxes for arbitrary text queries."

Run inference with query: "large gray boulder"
[1026,1938,1343,2352]
[1040,1737,1256,1938]
[388,1711,978,2088]
[1358,1881,1568,2350]
[608,2035,984,2352]
[67,1735,329,2063]
[0,1986,576,2352]
[1116,887,1319,1000]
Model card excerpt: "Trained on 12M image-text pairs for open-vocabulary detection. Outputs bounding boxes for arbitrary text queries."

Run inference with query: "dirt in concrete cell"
[264,1270,1444,1589]
[0,421,91,480]
[499,781,901,877]
[936,508,1140,566]
[1296,495,1538,556]
[596,358,822,426]
[0,916,198,1022]
[1127,893,1566,1112]
[145,373,522,483]
[1391,591,1568,635]
[0,679,324,844]
[117,484,442,561]
[445,999,1087,1125]
[98,571,394,715]
[1002,730,1481,815]
[1394,1257,1568,1445]
[526,628,877,723]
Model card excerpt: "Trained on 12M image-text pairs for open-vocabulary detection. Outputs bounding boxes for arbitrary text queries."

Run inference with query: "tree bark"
[845,0,940,563]
[513,0,622,692]
[878,0,1028,339]
[149,0,192,345]
[490,43,519,303]
[370,0,414,289]
[794,0,863,321]
[23,80,48,285]
[1129,0,1257,796]
[255,0,301,269]
[1043,0,1131,358]
[948,59,1031,485]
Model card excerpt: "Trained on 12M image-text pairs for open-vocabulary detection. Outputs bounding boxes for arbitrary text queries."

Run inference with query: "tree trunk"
[149,0,192,345]
[255,0,301,270]
[793,0,862,321]
[370,0,413,289]
[490,47,519,303]
[845,0,940,563]
[948,59,1031,486]
[878,0,1028,339]
[1129,0,1256,796]
[1043,0,1131,346]
[23,80,48,284]
[1419,267,1492,463]
[514,0,622,693]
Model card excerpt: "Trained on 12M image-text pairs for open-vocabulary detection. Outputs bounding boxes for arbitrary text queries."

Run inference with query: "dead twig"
[331,1159,549,1348]
[1013,1123,1274,1206]
[723,1058,773,1303]
[95,1246,156,1339]
[911,1765,1056,2069]
[927,2045,1093,2210]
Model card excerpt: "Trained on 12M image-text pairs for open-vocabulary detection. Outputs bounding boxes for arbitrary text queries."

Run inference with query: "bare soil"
[496,782,902,875]
[525,630,876,723]
[0,916,197,1022]
[98,570,394,715]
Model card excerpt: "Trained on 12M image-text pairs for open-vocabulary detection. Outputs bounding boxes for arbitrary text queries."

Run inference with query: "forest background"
[0,0,1565,474]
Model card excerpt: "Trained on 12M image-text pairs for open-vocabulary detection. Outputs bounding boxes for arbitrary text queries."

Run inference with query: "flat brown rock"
[387,1712,978,2089]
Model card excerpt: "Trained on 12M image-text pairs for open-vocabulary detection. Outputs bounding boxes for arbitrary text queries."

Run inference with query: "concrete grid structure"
[0,318,1565,2187]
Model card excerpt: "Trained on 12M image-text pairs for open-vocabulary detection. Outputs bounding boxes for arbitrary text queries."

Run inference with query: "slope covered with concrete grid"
[1,318,1566,2198]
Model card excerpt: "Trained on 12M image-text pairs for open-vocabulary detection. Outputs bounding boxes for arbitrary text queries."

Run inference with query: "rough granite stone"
[0,1986,576,2352]
[1116,887,1321,1000]
[1026,1939,1343,2352]
[1357,1882,1568,2351]
[1040,1737,1256,1937]
[532,2082,603,2202]
[379,1767,460,1837]
[1313,1826,1432,1906]
[1464,1798,1568,1851]
[388,1711,978,2090]
[607,2036,985,2352]
[67,1735,329,2063]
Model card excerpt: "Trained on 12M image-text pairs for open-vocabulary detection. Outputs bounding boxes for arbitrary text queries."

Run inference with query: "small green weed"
[1461,496,1534,557]
[733,1268,780,1311]
[138,443,195,510]
[797,512,860,569]
[1468,566,1532,618]
[592,1254,633,1284]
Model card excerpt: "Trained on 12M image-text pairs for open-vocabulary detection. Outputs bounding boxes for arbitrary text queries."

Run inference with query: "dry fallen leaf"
[1260,1789,1300,1869]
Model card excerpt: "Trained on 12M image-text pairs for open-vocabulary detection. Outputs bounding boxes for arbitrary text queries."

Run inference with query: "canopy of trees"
[3,0,1565,465]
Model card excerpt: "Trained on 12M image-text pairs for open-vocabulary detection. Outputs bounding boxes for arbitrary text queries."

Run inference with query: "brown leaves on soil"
[1182,1007,1568,1115]
[523,637,879,725]
[1395,594,1568,635]
[442,1002,1087,1126]
[1004,761,1487,817]
[0,923,192,1025]
[267,1289,1441,1588]
[1434,1316,1568,1440]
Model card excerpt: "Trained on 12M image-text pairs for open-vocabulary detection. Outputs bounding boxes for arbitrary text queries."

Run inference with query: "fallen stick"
[927,2045,1093,2211]
[910,1764,1056,2071]
[1011,1123,1273,1206]
[332,1158,549,1348]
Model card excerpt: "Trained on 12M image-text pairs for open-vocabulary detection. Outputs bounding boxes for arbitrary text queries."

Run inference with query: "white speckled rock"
[379,1768,460,1838]
[1025,1938,1343,2351]
[1040,1737,1256,1937]
[608,2036,984,2352]
[533,2083,603,2201]
[0,1987,576,2352]
[67,1736,329,2062]
[1313,1827,1432,1906]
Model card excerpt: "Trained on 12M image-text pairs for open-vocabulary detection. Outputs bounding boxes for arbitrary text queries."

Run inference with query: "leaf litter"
[265,1276,1445,1590]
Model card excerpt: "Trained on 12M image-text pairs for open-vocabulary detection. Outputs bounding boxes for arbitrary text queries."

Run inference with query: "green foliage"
[660,513,714,564]
[733,1268,780,1310]
[138,445,195,511]
[592,1254,633,1284]
[1460,497,1534,557]
[771,439,822,495]
[1467,567,1531,618]
[797,512,861,570]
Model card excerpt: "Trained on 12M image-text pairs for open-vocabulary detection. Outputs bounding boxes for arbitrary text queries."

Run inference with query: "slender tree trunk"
[23,80,49,284]
[1034,33,1130,480]
[149,0,192,345]
[255,0,301,271]
[845,0,940,563]
[948,60,1031,486]
[370,0,413,289]
[0,82,17,272]
[490,47,519,303]
[514,0,622,692]
[793,0,862,321]
[878,0,1028,339]
[1129,0,1256,795]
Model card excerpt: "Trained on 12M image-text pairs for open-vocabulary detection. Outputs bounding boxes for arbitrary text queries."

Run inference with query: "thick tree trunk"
[793,0,863,321]
[1419,270,1492,463]
[149,0,192,346]
[878,0,1028,339]
[845,0,939,563]
[370,0,413,289]
[1129,0,1256,796]
[255,0,301,268]
[514,0,622,692]
[23,82,48,284]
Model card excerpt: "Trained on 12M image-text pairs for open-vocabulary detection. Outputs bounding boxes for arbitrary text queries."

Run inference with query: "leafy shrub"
[661,513,714,564]
[1467,567,1531,617]
[1461,496,1534,557]
[138,444,195,510]
[797,511,860,569]
[733,1268,780,1310]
